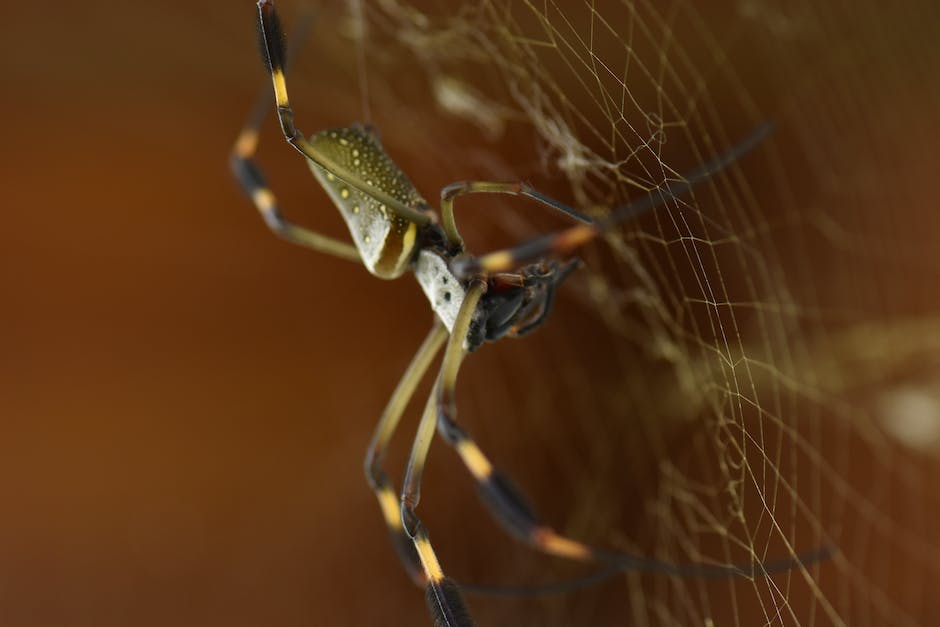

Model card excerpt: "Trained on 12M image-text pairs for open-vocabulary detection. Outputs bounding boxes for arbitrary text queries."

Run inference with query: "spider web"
[285,0,940,624]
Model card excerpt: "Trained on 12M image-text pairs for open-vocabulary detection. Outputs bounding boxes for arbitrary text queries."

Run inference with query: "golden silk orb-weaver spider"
[231,2,833,625]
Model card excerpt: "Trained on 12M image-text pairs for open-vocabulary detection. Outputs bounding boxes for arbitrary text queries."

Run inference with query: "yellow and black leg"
[399,281,487,627]
[426,284,601,567]
[230,23,362,261]
[451,122,776,277]
[435,348,833,578]
[255,0,432,228]
[364,322,448,585]
[439,181,593,249]
[509,259,582,339]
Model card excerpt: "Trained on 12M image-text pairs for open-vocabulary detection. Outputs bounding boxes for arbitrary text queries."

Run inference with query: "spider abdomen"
[305,125,429,279]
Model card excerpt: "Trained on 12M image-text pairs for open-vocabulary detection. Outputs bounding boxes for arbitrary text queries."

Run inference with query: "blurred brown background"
[3,1,940,626]
[2,3,628,625]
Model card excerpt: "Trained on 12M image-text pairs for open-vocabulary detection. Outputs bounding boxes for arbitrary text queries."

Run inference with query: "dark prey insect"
[231,2,832,625]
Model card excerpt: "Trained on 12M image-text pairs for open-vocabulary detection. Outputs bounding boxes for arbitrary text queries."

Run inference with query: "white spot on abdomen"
[414,250,467,334]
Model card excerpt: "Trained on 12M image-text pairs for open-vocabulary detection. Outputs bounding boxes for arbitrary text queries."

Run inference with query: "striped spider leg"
[239,2,833,625]
[230,5,361,264]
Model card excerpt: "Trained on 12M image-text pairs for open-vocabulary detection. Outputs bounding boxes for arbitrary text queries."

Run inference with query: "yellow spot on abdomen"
[340,188,350,199]
[396,222,418,269]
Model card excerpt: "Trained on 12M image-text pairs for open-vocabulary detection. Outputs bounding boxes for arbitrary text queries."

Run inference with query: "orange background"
[3,3,627,625]
[3,2,940,626]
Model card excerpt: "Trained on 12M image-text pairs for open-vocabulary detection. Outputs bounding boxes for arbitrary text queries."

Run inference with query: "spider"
[231,2,830,625]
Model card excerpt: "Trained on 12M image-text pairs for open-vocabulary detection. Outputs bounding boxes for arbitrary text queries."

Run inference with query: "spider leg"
[255,0,432,228]
[420,267,832,579]
[366,318,636,603]
[230,92,362,262]
[399,280,488,627]
[434,373,834,579]
[364,322,448,586]
[440,180,592,248]
[511,259,582,338]
[231,8,362,262]
[504,277,558,339]
[483,259,581,341]
[451,122,774,277]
